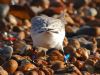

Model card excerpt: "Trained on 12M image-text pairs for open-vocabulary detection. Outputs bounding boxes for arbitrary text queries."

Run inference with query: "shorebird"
[30,15,65,52]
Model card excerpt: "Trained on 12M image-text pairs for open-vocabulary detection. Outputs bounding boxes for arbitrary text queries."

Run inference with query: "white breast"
[31,30,65,50]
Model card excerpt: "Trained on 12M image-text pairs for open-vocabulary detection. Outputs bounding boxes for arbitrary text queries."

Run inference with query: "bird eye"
[38,31,44,33]
[52,31,59,33]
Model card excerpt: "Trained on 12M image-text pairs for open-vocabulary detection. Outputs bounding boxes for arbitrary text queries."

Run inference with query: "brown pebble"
[12,55,24,61]
[39,70,45,75]
[76,47,89,60]
[51,61,66,71]
[41,68,51,75]
[18,31,25,40]
[0,0,11,4]
[14,71,24,75]
[63,37,68,47]
[2,59,18,74]
[34,59,48,66]
[71,64,82,75]
[69,38,81,49]
[85,59,97,66]
[48,50,64,61]
[74,60,85,70]
[0,66,8,75]
[28,69,38,75]
[82,71,91,75]
[47,68,54,75]
[19,63,37,72]
[94,27,100,36]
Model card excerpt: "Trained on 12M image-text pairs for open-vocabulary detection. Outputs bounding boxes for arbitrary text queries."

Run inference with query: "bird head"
[31,15,65,34]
